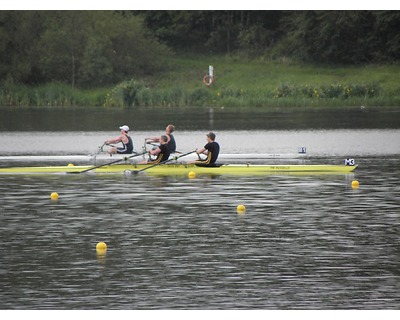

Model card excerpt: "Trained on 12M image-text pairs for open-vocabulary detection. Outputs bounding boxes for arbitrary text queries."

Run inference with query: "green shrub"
[273,82,381,100]
[104,79,145,107]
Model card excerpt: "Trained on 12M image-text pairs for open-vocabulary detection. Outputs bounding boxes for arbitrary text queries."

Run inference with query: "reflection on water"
[1,157,400,309]
[1,106,400,131]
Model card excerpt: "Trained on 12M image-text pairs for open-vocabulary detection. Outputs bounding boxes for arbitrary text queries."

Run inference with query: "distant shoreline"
[1,56,400,108]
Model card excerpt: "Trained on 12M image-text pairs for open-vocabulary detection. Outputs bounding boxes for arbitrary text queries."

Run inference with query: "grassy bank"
[1,56,400,108]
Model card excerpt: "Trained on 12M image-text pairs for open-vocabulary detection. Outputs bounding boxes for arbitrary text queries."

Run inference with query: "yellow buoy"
[351,180,360,189]
[237,204,246,214]
[67,163,75,167]
[50,192,59,200]
[96,242,107,251]
[188,171,196,179]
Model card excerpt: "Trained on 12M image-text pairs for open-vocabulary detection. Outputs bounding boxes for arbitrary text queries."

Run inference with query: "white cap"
[119,125,129,132]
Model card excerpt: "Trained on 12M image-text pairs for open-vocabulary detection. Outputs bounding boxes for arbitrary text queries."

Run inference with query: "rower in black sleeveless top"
[194,131,220,166]
[142,135,171,164]
[146,124,176,153]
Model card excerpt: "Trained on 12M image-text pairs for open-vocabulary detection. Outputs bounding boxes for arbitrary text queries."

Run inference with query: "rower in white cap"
[104,125,134,154]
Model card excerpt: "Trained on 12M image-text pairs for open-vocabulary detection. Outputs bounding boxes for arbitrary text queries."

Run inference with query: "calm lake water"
[0,107,400,310]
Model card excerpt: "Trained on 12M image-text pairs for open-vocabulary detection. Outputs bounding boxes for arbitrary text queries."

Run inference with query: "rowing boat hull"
[0,163,358,175]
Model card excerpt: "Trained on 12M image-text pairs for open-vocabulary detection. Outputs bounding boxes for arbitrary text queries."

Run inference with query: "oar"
[69,152,146,174]
[131,150,197,174]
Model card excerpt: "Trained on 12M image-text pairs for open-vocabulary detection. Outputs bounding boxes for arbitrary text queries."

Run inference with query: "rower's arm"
[196,147,207,155]
[105,136,122,144]
[149,147,161,155]
[146,137,160,143]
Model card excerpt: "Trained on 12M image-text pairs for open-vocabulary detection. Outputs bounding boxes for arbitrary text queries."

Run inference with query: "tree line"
[0,11,171,87]
[137,11,400,63]
[1,10,399,88]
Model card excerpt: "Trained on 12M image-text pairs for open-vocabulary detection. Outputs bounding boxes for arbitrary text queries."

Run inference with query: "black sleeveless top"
[194,141,220,165]
[167,134,176,153]
[150,144,170,164]
[117,135,134,154]
[158,144,171,162]
[205,141,219,163]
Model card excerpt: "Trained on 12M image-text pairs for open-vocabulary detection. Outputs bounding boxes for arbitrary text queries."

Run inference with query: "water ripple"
[1,158,400,309]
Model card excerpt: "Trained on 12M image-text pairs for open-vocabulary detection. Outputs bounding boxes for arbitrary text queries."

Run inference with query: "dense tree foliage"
[276,11,400,64]
[0,10,399,88]
[137,11,283,55]
[0,11,171,87]
[137,11,400,64]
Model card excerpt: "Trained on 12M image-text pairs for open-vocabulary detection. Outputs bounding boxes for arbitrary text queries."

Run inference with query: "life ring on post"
[203,65,214,87]
[203,75,214,87]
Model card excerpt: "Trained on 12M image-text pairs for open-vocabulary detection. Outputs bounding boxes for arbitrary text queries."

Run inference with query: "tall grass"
[0,83,108,107]
[1,56,400,108]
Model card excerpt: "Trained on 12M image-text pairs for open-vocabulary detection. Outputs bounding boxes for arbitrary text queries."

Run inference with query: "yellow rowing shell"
[0,163,358,175]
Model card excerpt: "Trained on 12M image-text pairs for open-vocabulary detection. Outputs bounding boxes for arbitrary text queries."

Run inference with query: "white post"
[209,65,214,78]
[203,65,214,87]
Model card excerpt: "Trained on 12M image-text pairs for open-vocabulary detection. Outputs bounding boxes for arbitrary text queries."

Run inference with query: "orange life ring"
[203,75,214,87]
